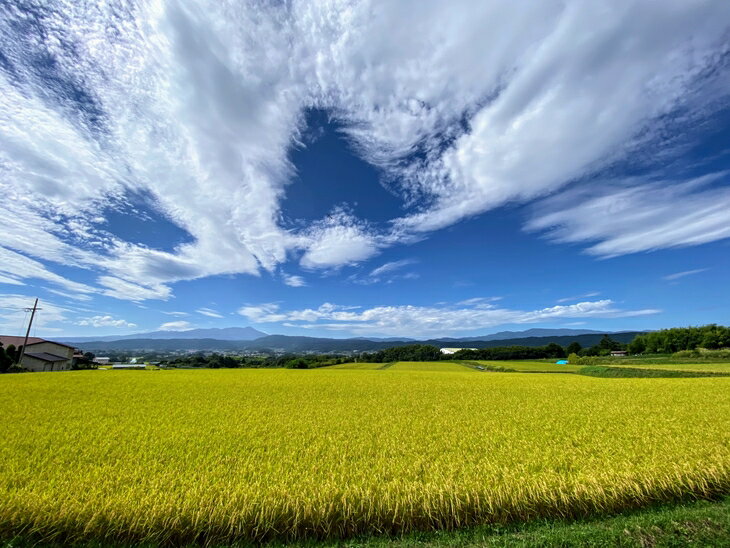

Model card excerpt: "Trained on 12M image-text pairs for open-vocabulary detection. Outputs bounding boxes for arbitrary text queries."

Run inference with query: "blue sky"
[0,1,729,339]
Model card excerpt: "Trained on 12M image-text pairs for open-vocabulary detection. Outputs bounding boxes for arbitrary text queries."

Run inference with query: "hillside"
[68,331,643,353]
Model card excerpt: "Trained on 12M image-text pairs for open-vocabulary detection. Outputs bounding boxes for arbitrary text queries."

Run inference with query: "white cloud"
[350,258,419,285]
[0,294,71,334]
[457,297,503,306]
[97,276,172,302]
[299,210,380,269]
[282,274,307,287]
[78,315,137,329]
[370,259,416,278]
[196,307,224,318]
[0,246,97,295]
[526,173,730,257]
[0,275,24,286]
[158,321,195,331]
[45,289,94,302]
[557,292,600,304]
[161,311,188,316]
[663,269,708,281]
[237,299,659,337]
[0,0,727,302]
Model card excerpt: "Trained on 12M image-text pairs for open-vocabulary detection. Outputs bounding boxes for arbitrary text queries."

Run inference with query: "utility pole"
[17,298,40,366]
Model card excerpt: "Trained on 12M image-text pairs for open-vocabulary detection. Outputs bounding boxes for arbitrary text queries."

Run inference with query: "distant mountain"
[59,326,267,344]
[444,328,607,342]
[67,331,643,353]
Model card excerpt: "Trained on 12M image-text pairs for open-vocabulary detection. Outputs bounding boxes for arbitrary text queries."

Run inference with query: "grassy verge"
[457,360,517,372]
[329,496,730,548]
[2,497,728,547]
[578,366,730,378]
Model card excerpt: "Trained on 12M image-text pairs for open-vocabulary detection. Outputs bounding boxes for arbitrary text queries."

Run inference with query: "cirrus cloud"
[0,0,728,303]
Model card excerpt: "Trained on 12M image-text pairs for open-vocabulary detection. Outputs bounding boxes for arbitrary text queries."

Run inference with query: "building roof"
[24,352,69,362]
[0,336,75,349]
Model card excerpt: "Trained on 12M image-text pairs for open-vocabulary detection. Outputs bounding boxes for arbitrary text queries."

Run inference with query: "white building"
[439,347,477,355]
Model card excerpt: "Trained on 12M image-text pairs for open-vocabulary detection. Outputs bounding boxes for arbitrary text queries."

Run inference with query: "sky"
[0,0,729,340]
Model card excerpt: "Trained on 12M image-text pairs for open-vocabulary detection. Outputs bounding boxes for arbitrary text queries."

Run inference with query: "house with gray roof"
[0,336,75,372]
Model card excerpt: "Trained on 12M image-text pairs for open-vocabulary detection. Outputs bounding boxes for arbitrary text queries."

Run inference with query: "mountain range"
[58,326,267,343]
[60,328,642,353]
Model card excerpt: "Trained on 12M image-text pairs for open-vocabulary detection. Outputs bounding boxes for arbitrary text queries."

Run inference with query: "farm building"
[610,350,628,356]
[0,336,75,372]
[439,347,477,355]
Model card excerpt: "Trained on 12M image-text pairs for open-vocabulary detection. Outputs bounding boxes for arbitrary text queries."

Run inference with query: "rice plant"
[0,369,728,544]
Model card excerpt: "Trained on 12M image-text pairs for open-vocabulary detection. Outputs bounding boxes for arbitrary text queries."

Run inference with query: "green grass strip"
[577,366,730,378]
[3,497,729,547]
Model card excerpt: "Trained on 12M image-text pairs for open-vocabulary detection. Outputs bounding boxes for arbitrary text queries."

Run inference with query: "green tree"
[544,343,566,358]
[628,336,646,355]
[286,358,309,369]
[566,341,582,355]
[0,343,12,373]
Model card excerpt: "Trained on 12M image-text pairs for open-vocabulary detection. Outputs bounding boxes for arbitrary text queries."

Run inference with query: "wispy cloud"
[456,297,503,306]
[663,268,708,281]
[351,259,419,285]
[557,292,600,304]
[238,299,659,337]
[526,174,730,257]
[196,307,224,318]
[282,274,307,287]
[158,321,195,331]
[0,0,725,306]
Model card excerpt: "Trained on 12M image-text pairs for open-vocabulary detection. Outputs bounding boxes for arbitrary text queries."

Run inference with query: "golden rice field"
[1,368,729,545]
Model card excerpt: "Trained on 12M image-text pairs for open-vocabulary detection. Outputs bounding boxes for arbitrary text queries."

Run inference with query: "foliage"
[360,344,444,363]
[566,341,582,355]
[673,348,730,359]
[578,366,729,378]
[1,369,728,544]
[449,344,567,361]
[285,358,309,369]
[165,352,347,369]
[0,344,12,373]
[629,325,730,354]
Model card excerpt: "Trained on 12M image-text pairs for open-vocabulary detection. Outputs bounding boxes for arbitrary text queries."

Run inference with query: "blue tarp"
[556,360,568,364]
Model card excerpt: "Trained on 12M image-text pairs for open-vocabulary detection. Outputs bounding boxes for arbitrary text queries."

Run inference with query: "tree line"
[165,353,349,369]
[627,325,730,354]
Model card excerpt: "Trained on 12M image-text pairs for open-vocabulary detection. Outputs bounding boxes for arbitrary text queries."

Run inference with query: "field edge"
[1,496,728,547]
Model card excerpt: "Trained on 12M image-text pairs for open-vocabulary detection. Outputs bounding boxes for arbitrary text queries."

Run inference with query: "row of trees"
[627,325,730,354]
[165,353,350,369]
[358,337,628,363]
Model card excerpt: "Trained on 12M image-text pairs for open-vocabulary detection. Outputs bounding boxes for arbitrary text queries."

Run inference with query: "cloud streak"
[238,299,659,337]
[0,0,728,303]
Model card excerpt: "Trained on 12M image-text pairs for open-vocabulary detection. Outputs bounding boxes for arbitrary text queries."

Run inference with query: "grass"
[467,360,585,373]
[578,366,730,378]
[326,362,385,370]
[610,362,730,374]
[1,369,729,544]
[3,497,729,547]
